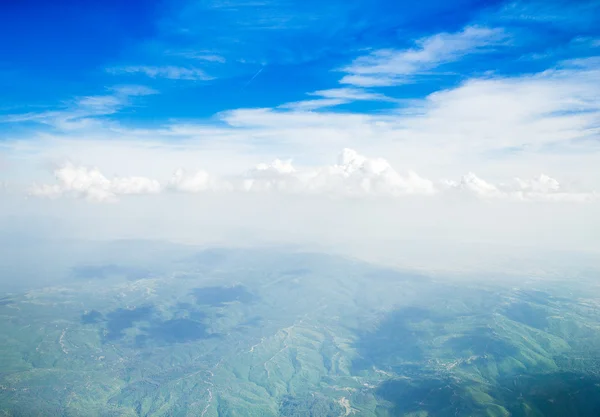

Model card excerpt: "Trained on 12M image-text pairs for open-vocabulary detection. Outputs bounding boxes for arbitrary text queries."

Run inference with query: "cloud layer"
[29,149,594,203]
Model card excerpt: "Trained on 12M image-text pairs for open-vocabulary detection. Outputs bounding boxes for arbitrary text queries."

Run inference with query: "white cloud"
[513,174,560,193]
[443,172,503,198]
[30,163,161,203]
[442,172,595,202]
[108,66,213,81]
[508,174,594,202]
[204,58,598,172]
[241,159,300,192]
[393,61,600,159]
[305,148,436,197]
[340,26,507,86]
[168,168,231,193]
[253,159,296,174]
[215,148,436,197]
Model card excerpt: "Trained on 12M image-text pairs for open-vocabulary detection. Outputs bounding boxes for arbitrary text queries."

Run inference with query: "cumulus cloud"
[509,174,594,202]
[443,172,503,198]
[513,174,560,193]
[168,168,231,193]
[241,159,298,192]
[305,148,436,197]
[215,149,435,197]
[30,164,161,203]
[29,150,595,204]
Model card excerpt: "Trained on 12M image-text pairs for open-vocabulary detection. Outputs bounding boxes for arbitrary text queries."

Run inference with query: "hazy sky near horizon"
[1,0,599,258]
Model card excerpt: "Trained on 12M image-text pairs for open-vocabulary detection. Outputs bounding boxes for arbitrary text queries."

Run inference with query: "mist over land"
[2,240,600,416]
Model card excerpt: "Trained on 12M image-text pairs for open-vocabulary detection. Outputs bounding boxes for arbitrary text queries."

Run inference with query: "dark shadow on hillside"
[502,372,600,417]
[503,302,550,330]
[376,371,600,417]
[191,285,256,306]
[135,318,212,346]
[81,309,104,324]
[174,302,208,321]
[279,393,344,417]
[105,306,155,341]
[443,326,519,358]
[376,377,488,417]
[352,307,449,372]
[94,302,218,346]
[0,297,14,306]
[516,289,553,306]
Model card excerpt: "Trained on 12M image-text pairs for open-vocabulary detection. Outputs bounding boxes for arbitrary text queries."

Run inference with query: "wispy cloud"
[340,26,507,87]
[311,88,394,102]
[280,87,396,110]
[279,98,348,111]
[166,51,227,63]
[0,85,156,130]
[497,0,600,27]
[107,65,213,81]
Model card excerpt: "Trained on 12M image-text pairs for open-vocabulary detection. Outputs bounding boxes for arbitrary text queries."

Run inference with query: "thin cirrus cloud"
[107,65,213,81]
[29,149,594,203]
[164,50,227,63]
[340,26,508,87]
[0,85,156,130]
[280,88,397,110]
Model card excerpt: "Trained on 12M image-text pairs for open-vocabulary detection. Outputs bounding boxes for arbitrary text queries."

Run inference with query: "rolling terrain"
[1,247,600,416]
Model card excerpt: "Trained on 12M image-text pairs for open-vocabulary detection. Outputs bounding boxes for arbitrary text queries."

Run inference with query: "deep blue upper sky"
[1,0,599,125]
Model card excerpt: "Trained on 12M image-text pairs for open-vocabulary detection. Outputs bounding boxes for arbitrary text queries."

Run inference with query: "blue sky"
[1,0,600,208]
[2,0,599,121]
[0,0,600,256]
